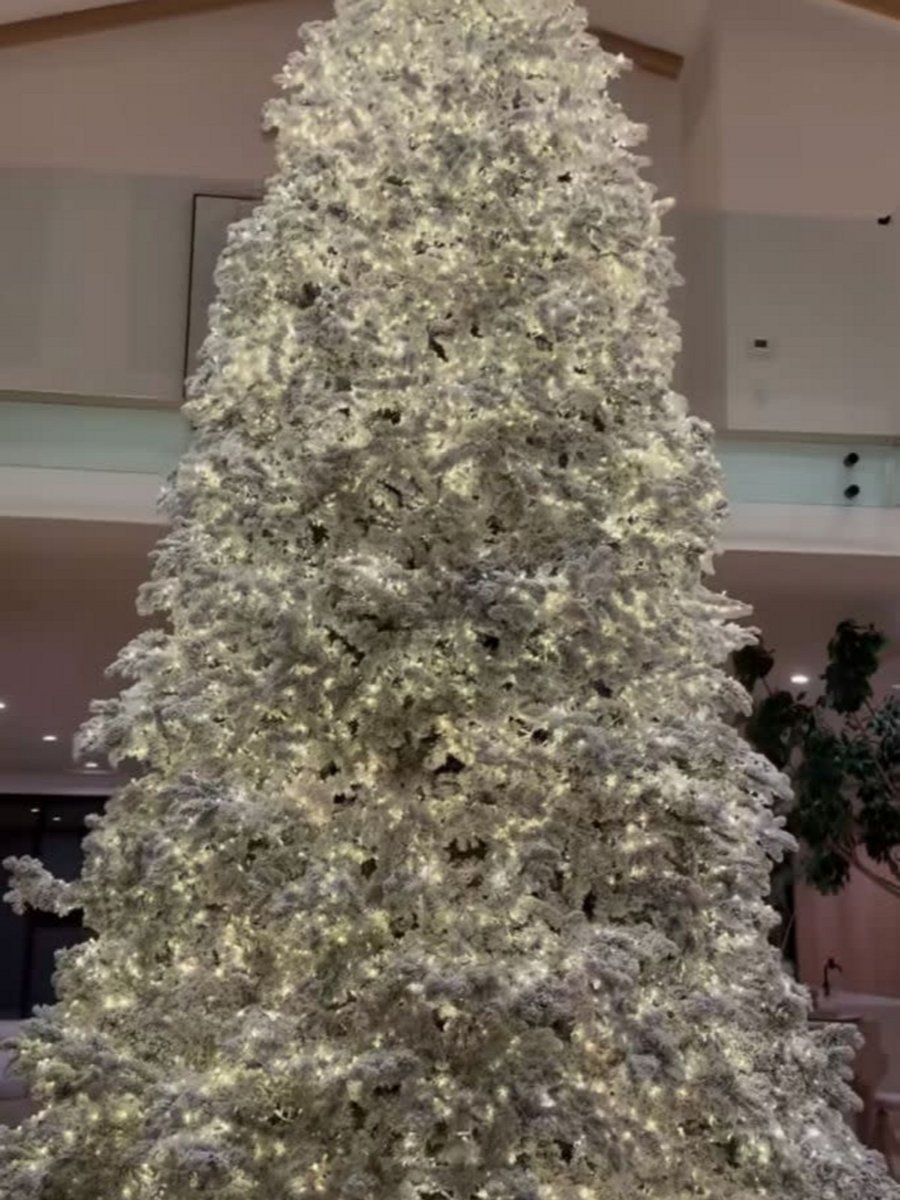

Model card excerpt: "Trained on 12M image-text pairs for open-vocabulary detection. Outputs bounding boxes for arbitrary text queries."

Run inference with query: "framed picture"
[184,193,260,387]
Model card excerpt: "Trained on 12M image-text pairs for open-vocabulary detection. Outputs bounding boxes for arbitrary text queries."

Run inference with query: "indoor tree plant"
[736,621,900,904]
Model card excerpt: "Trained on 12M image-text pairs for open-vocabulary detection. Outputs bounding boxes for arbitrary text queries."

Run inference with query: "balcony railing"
[0,401,898,550]
[721,435,900,509]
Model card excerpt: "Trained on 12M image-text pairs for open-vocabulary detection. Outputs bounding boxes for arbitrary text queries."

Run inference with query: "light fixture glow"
[0,701,7,711]
[30,808,39,815]
[42,735,58,743]
[791,675,810,686]
[84,761,100,770]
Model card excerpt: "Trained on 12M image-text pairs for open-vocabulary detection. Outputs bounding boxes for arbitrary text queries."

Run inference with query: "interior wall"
[677,0,900,436]
[612,67,683,206]
[611,65,687,395]
[700,0,900,218]
[0,3,683,186]
[796,869,900,1000]
[0,0,327,179]
[0,169,253,404]
[0,5,685,407]
[720,213,900,436]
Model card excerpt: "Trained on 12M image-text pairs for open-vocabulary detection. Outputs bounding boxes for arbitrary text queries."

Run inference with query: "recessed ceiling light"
[84,761,100,770]
[42,734,58,743]
[791,675,810,686]
[30,807,39,815]
[51,816,61,823]
[0,701,7,711]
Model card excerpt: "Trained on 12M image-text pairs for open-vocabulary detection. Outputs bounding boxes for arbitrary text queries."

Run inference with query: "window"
[0,797,107,1019]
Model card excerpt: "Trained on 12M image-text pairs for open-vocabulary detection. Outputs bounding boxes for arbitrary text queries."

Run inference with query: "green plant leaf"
[732,642,775,693]
[804,848,851,895]
[823,620,887,714]
[745,691,802,770]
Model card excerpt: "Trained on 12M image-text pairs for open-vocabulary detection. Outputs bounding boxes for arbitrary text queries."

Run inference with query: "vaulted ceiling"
[0,0,706,53]
[3,0,900,36]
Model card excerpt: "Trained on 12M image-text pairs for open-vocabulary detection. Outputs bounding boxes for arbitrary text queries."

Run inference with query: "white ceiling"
[716,551,900,698]
[2,0,709,54]
[0,515,897,784]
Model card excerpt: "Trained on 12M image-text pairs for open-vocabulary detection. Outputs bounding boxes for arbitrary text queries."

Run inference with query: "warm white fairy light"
[0,0,895,1198]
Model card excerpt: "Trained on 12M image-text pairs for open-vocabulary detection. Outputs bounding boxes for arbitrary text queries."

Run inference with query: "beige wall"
[676,0,900,437]
[0,1,328,178]
[612,67,683,205]
[796,868,900,1001]
[0,2,684,407]
[689,0,900,217]
[0,3,681,192]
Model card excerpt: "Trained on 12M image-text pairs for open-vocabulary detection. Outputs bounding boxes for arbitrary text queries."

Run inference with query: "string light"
[0,2,891,1198]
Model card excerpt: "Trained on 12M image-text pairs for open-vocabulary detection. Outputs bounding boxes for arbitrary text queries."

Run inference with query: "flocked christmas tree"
[2,1,898,1197]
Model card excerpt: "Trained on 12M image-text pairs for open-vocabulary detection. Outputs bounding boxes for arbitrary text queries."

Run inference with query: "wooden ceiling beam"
[0,1,685,82]
[836,0,900,19]
[589,28,684,80]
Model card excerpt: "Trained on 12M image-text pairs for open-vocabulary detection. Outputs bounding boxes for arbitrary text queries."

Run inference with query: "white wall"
[682,215,900,436]
[613,67,683,206]
[6,0,900,436]
[0,170,256,405]
[0,1,333,404]
[0,5,685,408]
[0,1,327,178]
[691,0,900,218]
[678,0,900,436]
[722,214,900,436]
[0,2,681,189]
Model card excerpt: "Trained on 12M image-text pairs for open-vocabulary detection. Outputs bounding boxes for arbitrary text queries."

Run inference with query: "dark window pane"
[0,796,108,1016]
[0,832,32,1018]
[39,833,85,885]
[44,801,102,834]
